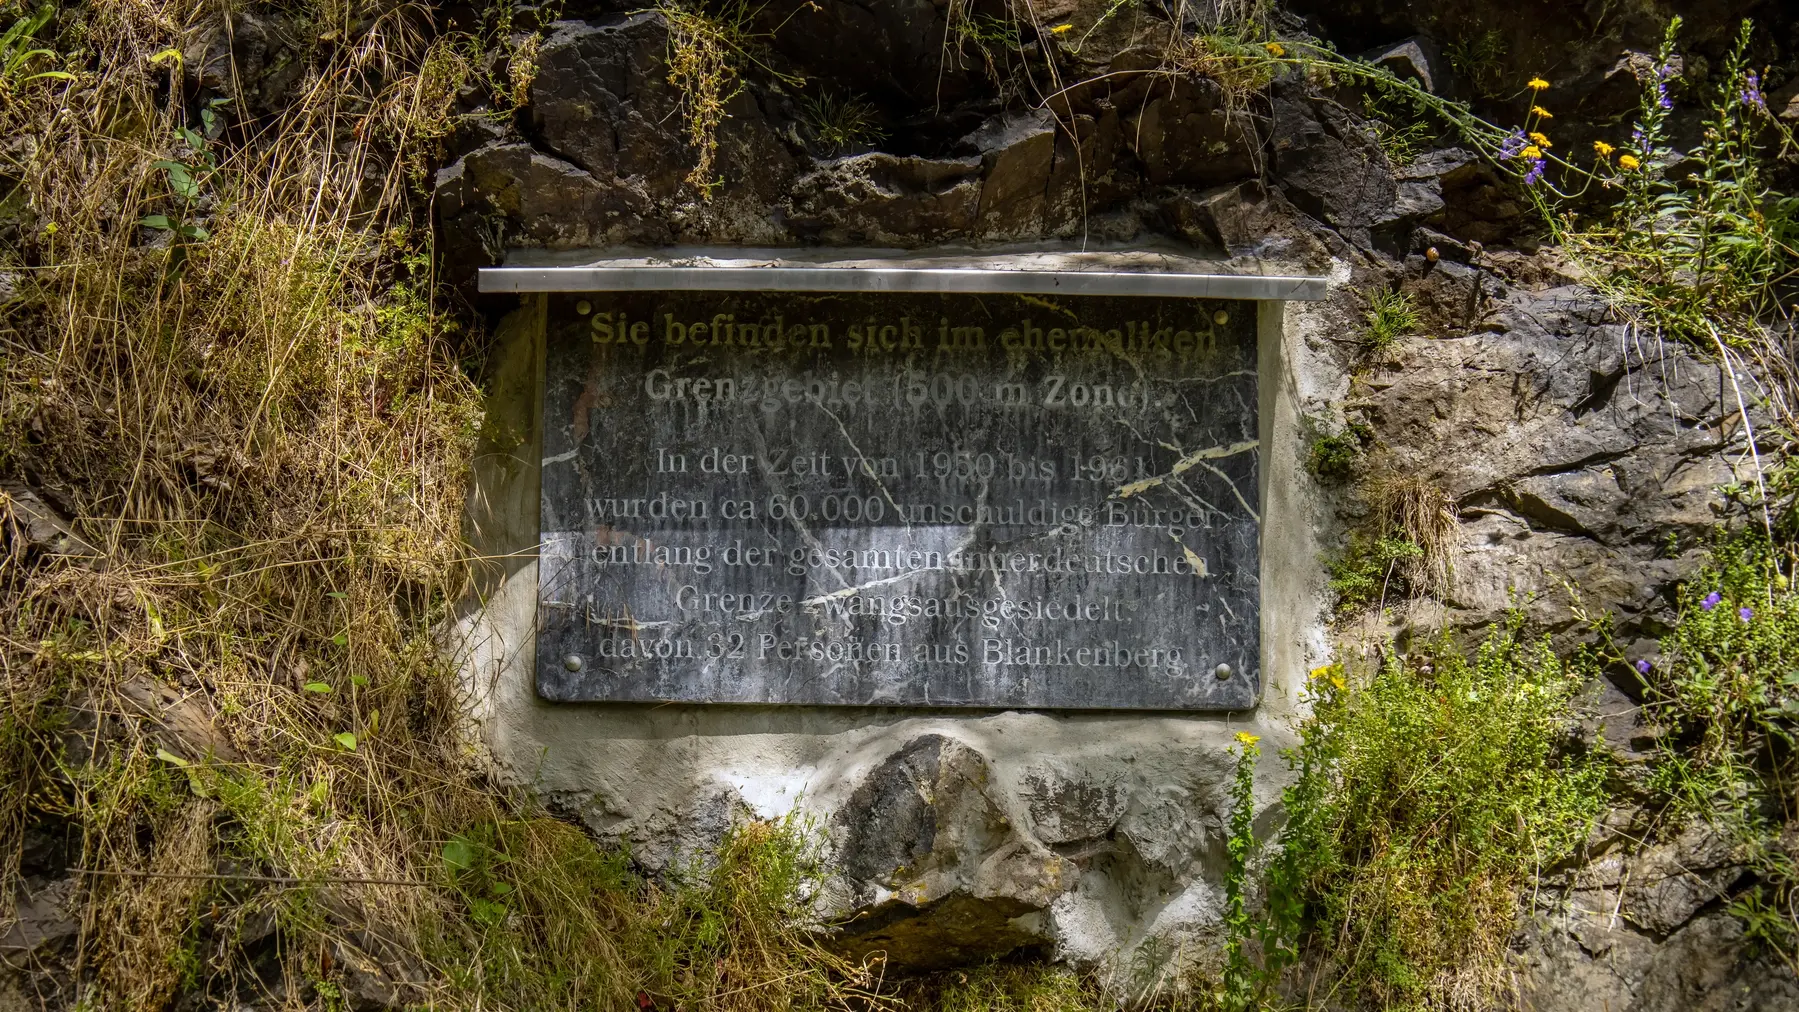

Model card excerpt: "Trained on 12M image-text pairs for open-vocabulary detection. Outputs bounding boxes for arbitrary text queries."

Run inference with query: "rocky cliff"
[7,0,1799,1008]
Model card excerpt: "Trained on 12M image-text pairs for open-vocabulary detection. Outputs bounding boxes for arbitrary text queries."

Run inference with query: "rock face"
[1517,819,1799,1011]
[1359,279,1759,655]
[439,0,1799,1003]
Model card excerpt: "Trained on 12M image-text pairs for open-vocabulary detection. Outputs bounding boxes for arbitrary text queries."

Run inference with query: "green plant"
[942,0,1019,82]
[1265,622,1607,1008]
[1444,29,1508,98]
[1624,534,1799,963]
[1326,534,1423,608]
[1361,289,1419,352]
[0,4,71,90]
[1326,469,1458,609]
[1221,731,1264,1012]
[1558,18,1799,352]
[656,0,802,197]
[801,90,885,154]
[425,814,874,1009]
[1307,422,1373,483]
[924,961,1102,1012]
[1729,886,1797,964]
[1362,77,1435,165]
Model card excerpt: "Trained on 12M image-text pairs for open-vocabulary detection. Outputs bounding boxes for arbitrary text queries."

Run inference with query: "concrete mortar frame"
[451,244,1337,958]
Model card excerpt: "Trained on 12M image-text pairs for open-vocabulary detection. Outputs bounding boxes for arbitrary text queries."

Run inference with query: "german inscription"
[537,290,1260,709]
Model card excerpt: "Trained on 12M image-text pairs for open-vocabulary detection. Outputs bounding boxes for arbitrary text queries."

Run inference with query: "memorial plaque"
[536,289,1260,709]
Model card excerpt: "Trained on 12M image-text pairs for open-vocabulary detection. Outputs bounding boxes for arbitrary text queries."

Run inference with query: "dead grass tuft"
[1366,470,1460,596]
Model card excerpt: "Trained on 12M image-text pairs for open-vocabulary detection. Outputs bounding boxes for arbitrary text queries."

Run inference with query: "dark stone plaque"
[536,289,1260,709]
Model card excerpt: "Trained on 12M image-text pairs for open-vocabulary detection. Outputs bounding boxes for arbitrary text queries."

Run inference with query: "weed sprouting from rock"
[801,90,885,155]
[1306,423,1373,484]
[1221,732,1264,1012]
[1265,623,1607,1009]
[1326,470,1458,612]
[656,0,802,197]
[1360,289,1420,353]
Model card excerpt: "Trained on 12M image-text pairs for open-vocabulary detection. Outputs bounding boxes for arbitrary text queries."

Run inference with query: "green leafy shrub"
[1648,536,1799,807]
[924,962,1101,1012]
[1222,732,1264,1012]
[1307,423,1373,483]
[1362,78,1436,165]
[1326,535,1423,608]
[1264,622,1607,1008]
[1632,535,1799,962]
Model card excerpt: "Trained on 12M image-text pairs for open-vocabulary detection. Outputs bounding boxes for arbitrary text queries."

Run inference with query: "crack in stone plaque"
[534,290,1260,709]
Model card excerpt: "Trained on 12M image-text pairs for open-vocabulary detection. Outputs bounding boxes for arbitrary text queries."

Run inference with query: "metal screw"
[1213,662,1233,680]
[575,300,592,315]
[562,654,584,672]
[1212,309,1230,325]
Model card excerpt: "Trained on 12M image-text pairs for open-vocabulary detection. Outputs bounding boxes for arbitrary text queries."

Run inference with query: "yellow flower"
[1049,23,1074,34]
[1265,41,1286,57]
[1530,105,1553,118]
[1308,664,1333,680]
[1618,153,1642,170]
[1329,675,1347,690]
[1520,144,1542,159]
[1593,140,1615,157]
[1527,77,1550,91]
[1234,732,1261,745]
[1528,131,1552,148]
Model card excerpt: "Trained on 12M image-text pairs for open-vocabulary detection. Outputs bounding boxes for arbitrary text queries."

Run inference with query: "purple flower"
[1498,129,1527,159]
[1657,83,1673,110]
[1740,606,1754,621]
[1635,659,1652,675]
[1524,158,1546,185]
[1742,72,1765,109]
[1702,591,1722,611]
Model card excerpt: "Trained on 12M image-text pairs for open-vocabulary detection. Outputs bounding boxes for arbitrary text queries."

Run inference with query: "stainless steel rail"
[478,262,1328,301]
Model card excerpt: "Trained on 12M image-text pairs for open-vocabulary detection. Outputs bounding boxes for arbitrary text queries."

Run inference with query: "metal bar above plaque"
[487,252,1322,710]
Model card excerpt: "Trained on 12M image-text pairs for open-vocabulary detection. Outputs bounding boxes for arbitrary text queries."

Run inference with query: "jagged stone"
[530,13,795,210]
[1519,906,1799,1012]
[1157,182,1330,262]
[1354,282,1764,646]
[1774,76,1799,121]
[829,734,1070,969]
[0,480,99,561]
[1270,92,1397,242]
[759,0,982,108]
[1358,37,1443,92]
[530,15,686,189]
[433,142,668,279]
[181,12,308,117]
[0,876,79,1007]
[964,109,1057,236]
[1126,77,1258,190]
[785,153,983,245]
[116,676,242,765]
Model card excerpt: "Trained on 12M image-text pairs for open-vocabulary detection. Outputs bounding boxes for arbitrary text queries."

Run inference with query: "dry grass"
[0,3,874,1008]
[1365,470,1460,597]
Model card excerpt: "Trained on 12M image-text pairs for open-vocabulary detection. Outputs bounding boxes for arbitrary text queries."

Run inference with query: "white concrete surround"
[447,251,1343,982]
